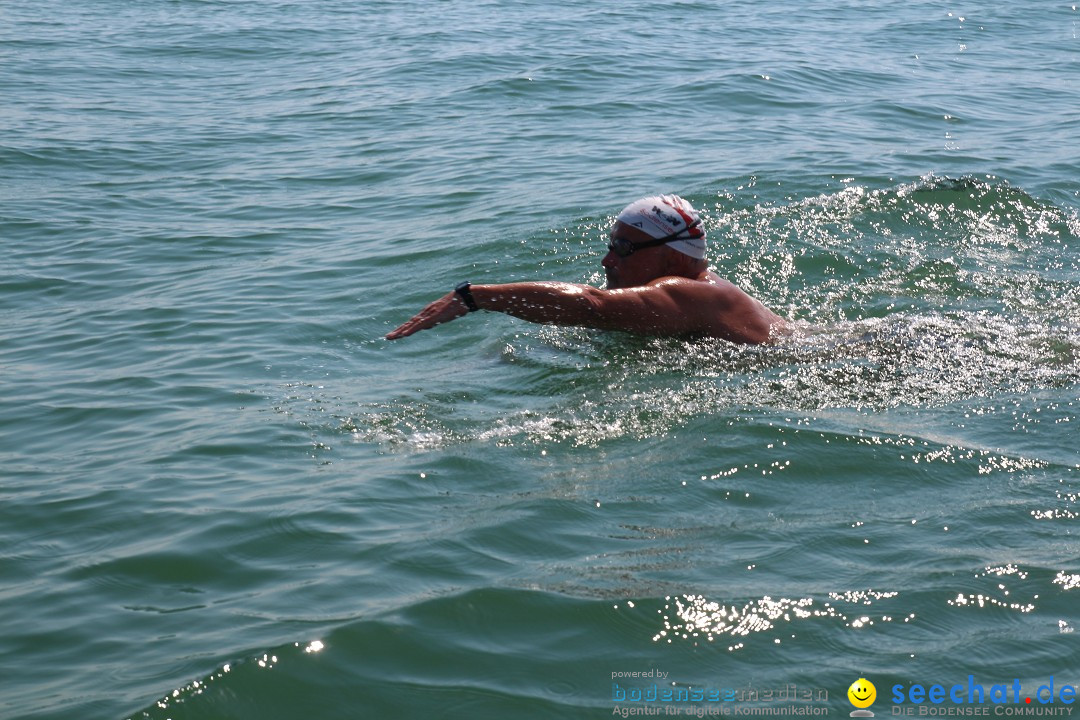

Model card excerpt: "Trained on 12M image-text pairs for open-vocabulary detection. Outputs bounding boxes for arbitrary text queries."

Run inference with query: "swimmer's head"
[615,195,706,259]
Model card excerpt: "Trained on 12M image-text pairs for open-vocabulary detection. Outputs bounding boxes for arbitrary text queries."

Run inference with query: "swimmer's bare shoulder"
[651,272,790,344]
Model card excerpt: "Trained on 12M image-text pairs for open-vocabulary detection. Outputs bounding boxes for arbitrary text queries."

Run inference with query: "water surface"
[1,1,1078,718]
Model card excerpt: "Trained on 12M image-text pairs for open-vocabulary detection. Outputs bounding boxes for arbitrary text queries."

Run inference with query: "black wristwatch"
[454,281,480,312]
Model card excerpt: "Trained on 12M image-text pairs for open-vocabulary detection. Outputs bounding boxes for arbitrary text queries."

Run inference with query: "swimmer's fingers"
[385,292,469,340]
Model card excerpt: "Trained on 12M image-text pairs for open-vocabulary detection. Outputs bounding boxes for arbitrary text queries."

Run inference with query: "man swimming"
[386,195,790,344]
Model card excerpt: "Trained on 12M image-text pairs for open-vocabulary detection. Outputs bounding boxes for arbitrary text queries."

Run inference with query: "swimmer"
[386,195,790,344]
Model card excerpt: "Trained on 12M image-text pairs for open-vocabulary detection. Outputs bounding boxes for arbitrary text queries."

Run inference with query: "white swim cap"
[615,195,706,259]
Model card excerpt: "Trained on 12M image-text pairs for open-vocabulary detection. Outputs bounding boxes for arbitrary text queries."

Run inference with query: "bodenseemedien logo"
[849,678,877,717]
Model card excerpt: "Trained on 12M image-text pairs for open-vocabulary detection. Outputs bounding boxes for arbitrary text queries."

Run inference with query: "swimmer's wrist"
[454,281,480,312]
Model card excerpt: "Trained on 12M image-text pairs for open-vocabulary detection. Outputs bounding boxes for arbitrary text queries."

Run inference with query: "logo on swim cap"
[652,204,684,228]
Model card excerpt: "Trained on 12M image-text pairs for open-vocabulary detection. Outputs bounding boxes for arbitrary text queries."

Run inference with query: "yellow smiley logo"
[848,678,876,709]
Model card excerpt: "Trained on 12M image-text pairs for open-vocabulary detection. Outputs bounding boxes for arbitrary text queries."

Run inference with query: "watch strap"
[454,281,480,312]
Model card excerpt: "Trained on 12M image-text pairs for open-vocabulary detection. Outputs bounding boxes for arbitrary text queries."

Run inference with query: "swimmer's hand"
[385,292,470,340]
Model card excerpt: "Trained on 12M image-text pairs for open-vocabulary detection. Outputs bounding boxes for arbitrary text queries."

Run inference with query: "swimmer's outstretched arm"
[385,281,690,340]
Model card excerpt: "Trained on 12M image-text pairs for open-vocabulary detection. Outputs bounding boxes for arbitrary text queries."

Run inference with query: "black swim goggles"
[607,219,702,257]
